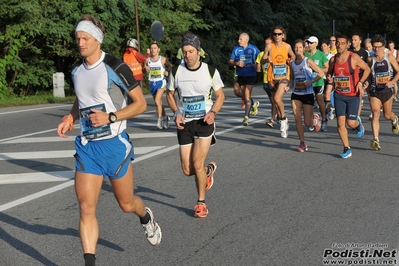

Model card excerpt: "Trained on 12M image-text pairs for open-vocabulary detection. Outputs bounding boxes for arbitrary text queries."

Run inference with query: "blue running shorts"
[149,80,166,96]
[74,131,134,179]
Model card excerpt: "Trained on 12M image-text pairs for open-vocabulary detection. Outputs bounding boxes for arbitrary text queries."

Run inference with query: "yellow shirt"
[256,51,268,83]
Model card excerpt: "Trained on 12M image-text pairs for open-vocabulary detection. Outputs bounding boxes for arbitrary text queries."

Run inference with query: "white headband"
[75,20,104,44]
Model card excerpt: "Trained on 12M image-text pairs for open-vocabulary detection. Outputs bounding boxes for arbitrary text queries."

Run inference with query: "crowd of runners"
[229,26,399,158]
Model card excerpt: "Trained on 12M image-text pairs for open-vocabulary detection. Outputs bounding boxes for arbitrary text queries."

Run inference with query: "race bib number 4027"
[182,95,206,119]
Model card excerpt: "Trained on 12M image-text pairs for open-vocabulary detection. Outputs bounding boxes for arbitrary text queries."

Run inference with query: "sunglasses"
[306,41,314,44]
[273,32,283,36]
[330,39,336,42]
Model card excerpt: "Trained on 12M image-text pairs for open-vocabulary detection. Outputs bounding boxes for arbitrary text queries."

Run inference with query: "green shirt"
[305,50,328,87]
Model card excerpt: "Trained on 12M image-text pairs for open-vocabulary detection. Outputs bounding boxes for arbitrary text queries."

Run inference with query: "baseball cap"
[181,33,201,51]
[306,36,319,43]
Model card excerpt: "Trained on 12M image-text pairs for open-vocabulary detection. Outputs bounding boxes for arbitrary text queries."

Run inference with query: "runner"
[321,39,336,120]
[261,26,295,138]
[350,33,369,117]
[57,15,161,266]
[290,39,325,152]
[364,38,375,57]
[166,33,225,218]
[305,36,329,131]
[325,35,371,158]
[144,42,173,129]
[368,35,399,150]
[256,37,277,127]
[229,33,260,126]
[388,40,399,101]
[329,36,337,55]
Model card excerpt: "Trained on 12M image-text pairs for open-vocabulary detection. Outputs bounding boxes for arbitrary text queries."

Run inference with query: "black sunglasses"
[273,32,283,36]
[306,41,314,44]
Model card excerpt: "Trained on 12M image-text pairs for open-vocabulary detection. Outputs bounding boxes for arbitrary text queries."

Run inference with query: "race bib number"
[80,103,111,140]
[334,76,350,93]
[182,95,206,119]
[273,64,287,79]
[376,72,390,85]
[150,66,162,78]
[294,77,306,91]
[239,55,253,67]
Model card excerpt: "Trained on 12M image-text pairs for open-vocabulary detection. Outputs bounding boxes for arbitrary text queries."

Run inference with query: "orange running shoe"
[194,203,209,218]
[241,99,245,109]
[206,161,217,190]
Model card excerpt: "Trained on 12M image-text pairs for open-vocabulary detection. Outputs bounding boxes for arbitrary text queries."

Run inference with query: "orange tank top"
[267,42,290,86]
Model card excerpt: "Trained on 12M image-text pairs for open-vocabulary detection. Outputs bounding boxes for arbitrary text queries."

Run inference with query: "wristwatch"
[108,112,117,123]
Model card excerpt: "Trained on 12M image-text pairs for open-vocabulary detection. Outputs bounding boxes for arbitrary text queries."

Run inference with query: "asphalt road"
[1,86,399,266]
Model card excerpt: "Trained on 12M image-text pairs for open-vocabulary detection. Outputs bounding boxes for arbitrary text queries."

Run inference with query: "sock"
[343,146,350,152]
[374,137,379,141]
[139,210,151,225]
[197,200,205,204]
[84,253,96,266]
[250,98,254,106]
[300,141,305,145]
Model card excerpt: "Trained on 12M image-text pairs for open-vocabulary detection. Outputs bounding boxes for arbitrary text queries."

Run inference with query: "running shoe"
[370,138,381,151]
[266,119,274,128]
[194,203,209,218]
[280,117,289,138]
[313,114,321,132]
[297,142,308,152]
[356,116,364,138]
[163,116,169,129]
[242,116,249,126]
[321,120,327,132]
[392,115,399,134]
[251,101,259,116]
[339,148,352,159]
[142,207,162,246]
[156,118,163,129]
[241,99,245,109]
[327,107,335,120]
[206,161,217,190]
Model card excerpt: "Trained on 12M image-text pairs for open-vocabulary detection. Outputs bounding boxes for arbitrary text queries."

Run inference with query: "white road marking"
[0,146,165,160]
[0,97,278,211]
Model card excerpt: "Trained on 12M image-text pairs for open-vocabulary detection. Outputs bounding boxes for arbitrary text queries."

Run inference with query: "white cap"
[306,36,319,43]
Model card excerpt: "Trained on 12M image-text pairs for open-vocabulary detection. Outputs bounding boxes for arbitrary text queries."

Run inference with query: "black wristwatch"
[108,112,117,123]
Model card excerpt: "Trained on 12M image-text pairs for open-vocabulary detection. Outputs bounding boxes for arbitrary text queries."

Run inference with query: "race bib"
[239,55,253,67]
[273,64,287,79]
[294,77,307,91]
[334,76,350,93]
[376,72,390,85]
[79,103,111,140]
[182,95,206,119]
[150,66,162,78]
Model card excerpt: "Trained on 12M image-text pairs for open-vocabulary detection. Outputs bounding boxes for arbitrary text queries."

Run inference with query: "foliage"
[1,0,399,98]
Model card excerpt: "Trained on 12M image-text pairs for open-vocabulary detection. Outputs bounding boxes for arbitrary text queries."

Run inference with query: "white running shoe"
[156,118,163,129]
[280,118,288,138]
[163,116,169,129]
[142,207,162,246]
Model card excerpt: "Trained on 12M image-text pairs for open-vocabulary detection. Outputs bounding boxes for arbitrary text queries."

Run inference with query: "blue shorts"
[149,80,166,96]
[74,131,134,179]
[334,93,359,120]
